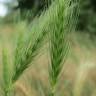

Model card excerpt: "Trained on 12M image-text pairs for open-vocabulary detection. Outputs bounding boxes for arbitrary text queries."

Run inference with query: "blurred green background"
[0,0,96,96]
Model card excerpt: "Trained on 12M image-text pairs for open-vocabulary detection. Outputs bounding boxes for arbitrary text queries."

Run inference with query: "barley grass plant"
[48,0,80,95]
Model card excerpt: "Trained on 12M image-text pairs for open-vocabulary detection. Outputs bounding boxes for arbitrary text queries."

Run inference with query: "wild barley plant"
[2,4,50,96]
[1,0,80,96]
[46,0,79,96]
[48,0,80,96]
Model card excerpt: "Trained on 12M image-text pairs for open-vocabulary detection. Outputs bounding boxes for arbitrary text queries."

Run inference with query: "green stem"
[5,90,11,96]
[4,85,14,96]
[49,83,56,96]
